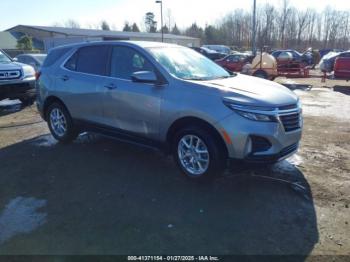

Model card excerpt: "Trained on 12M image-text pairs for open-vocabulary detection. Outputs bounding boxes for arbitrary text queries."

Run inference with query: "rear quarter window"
[42,47,71,68]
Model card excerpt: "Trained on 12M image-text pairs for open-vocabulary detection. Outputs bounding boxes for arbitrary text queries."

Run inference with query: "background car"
[319,48,344,58]
[271,49,312,66]
[215,53,254,72]
[202,45,231,55]
[191,47,226,61]
[319,50,350,72]
[14,54,47,72]
[334,57,350,80]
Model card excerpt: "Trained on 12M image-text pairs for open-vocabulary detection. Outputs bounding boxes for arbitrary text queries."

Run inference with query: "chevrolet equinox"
[37,41,303,179]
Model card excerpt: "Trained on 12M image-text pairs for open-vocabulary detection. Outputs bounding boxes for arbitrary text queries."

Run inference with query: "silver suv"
[37,41,302,179]
[0,49,36,104]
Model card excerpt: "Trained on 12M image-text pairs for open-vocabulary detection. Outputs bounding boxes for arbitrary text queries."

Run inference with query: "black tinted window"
[76,45,109,76]
[340,52,350,57]
[110,46,154,80]
[43,47,71,67]
[64,52,78,71]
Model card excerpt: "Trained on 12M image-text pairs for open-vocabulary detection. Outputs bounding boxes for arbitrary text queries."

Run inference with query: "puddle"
[33,133,100,147]
[0,197,47,245]
[272,154,303,174]
[0,99,22,115]
[75,132,100,144]
[33,135,58,147]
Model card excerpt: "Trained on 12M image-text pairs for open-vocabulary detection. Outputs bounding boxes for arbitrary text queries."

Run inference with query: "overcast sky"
[1,0,350,31]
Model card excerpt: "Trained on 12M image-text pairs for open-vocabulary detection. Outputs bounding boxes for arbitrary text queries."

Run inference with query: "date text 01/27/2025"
[127,256,220,261]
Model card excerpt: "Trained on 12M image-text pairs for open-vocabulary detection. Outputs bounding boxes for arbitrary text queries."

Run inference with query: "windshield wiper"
[182,76,208,81]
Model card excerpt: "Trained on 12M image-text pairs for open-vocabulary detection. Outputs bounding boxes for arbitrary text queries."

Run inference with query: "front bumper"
[0,78,36,99]
[215,112,302,162]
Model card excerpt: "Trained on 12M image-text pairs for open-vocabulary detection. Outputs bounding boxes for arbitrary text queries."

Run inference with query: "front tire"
[46,102,78,143]
[173,126,226,180]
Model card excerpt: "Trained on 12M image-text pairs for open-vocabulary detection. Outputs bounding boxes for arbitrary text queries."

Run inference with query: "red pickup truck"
[334,57,350,80]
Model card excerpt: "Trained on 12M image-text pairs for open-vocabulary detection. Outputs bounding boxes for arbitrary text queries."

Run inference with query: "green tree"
[101,21,110,30]
[161,25,169,34]
[16,35,33,50]
[131,23,140,32]
[185,23,204,39]
[204,25,221,44]
[123,22,132,32]
[145,12,157,33]
[171,24,181,35]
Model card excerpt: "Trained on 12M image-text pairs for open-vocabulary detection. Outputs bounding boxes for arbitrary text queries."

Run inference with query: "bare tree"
[297,9,311,47]
[64,19,80,29]
[278,0,291,48]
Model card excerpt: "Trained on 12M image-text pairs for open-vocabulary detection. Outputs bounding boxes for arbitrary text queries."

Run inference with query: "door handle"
[104,83,117,90]
[60,75,69,81]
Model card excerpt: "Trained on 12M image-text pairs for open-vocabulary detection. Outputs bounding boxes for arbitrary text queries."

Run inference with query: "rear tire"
[46,102,78,143]
[172,126,226,180]
[20,97,35,106]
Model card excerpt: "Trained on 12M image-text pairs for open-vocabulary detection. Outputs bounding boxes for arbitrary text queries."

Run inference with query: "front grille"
[0,70,21,80]
[280,113,301,132]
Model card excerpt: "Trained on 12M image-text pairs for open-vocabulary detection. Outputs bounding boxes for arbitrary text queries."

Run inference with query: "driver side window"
[110,46,155,80]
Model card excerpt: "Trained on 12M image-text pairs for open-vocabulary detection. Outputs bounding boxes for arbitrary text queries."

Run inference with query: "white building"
[6,25,200,52]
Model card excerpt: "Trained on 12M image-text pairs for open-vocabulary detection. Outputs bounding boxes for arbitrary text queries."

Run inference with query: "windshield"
[0,51,12,63]
[148,46,231,81]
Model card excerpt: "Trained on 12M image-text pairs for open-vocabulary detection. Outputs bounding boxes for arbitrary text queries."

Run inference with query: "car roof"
[50,40,181,52]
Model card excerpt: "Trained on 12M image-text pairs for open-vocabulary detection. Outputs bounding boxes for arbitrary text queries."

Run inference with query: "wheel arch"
[165,116,228,158]
[43,96,68,121]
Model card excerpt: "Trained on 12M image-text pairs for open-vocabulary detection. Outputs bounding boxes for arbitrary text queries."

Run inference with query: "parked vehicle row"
[36,41,302,180]
[215,51,278,80]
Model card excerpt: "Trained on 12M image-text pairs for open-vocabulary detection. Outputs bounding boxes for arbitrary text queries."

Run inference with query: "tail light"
[35,71,41,81]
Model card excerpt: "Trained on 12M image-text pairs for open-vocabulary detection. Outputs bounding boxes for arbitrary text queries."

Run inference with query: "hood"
[199,73,298,107]
[0,61,25,71]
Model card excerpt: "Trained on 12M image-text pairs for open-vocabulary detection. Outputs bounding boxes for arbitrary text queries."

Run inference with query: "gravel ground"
[0,76,349,258]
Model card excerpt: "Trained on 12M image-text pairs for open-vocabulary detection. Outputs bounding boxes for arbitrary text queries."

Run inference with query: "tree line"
[55,0,350,51]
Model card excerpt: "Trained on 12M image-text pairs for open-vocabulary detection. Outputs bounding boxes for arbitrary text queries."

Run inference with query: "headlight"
[235,110,276,122]
[22,66,35,78]
[224,101,277,122]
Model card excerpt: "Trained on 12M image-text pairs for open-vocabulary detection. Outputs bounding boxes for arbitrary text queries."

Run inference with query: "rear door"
[56,45,110,124]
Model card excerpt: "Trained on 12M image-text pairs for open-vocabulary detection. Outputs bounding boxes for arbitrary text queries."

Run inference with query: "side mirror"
[13,57,18,62]
[131,71,157,83]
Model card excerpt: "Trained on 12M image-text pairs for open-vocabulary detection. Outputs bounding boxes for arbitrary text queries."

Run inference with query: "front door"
[102,45,163,140]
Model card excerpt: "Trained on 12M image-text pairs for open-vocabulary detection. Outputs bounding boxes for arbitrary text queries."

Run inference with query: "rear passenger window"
[76,46,109,76]
[64,52,78,71]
